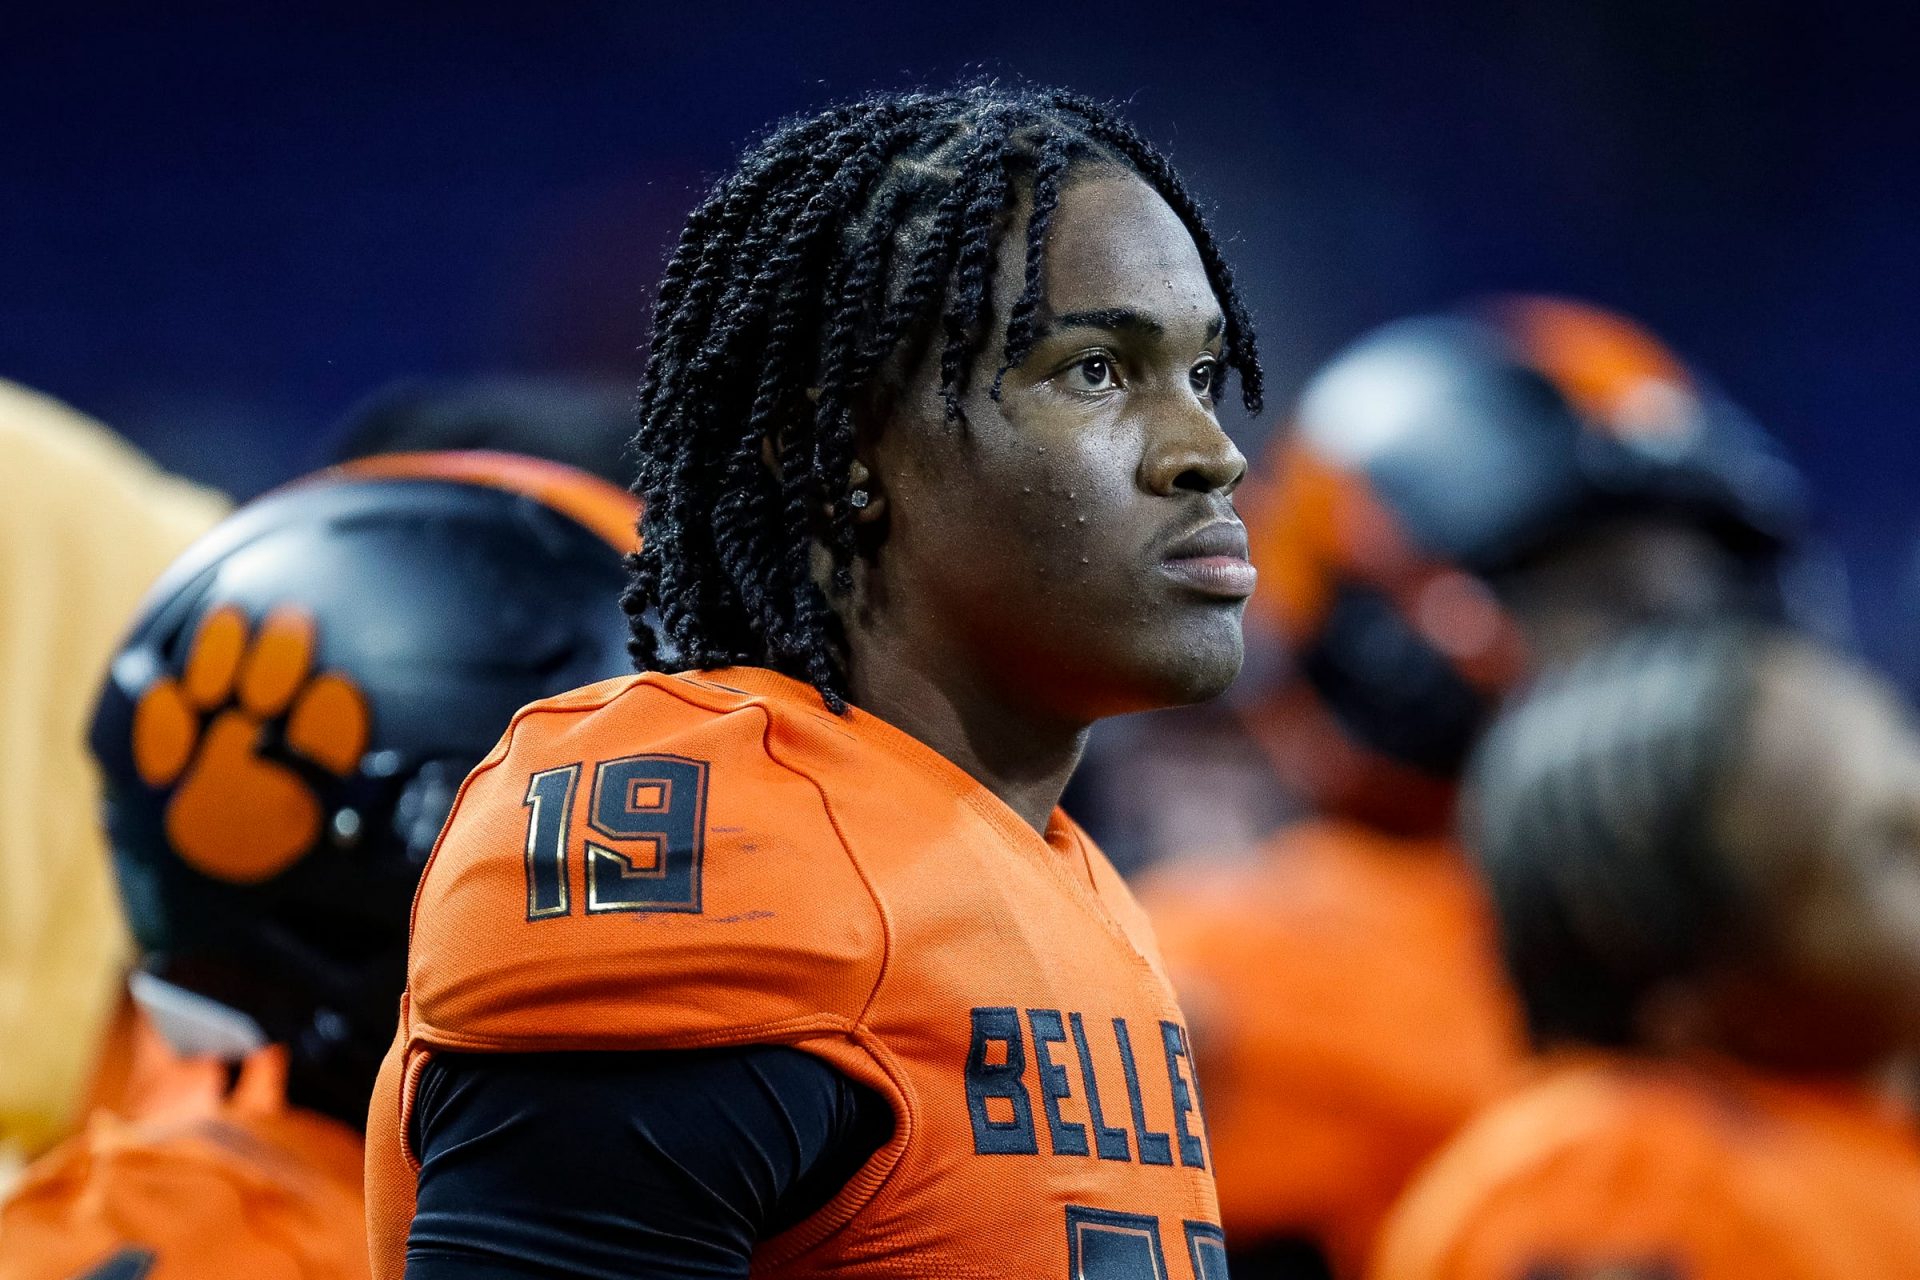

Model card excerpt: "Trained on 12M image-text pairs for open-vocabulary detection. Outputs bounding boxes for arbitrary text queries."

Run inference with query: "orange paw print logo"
[130,605,372,883]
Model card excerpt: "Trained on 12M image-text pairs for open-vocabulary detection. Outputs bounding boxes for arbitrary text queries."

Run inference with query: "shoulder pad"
[407,673,886,1051]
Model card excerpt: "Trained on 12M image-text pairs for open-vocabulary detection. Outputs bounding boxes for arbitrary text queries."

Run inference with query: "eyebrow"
[1039,308,1226,344]
[1043,308,1164,340]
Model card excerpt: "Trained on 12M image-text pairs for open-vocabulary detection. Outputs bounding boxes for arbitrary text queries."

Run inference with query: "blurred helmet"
[1241,296,1821,833]
[89,451,639,1125]
[324,375,639,488]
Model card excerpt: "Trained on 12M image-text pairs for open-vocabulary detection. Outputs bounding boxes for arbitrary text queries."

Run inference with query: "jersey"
[0,380,228,1173]
[0,1046,367,1280]
[1138,820,1526,1277]
[1370,1054,1920,1280]
[367,666,1228,1280]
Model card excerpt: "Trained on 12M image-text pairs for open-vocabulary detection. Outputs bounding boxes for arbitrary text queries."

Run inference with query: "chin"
[1121,615,1247,711]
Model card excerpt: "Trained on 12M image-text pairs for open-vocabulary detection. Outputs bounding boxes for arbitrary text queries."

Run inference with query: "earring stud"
[848,489,870,510]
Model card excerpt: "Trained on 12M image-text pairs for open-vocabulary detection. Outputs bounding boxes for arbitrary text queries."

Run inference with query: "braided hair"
[1465,627,1769,1048]
[621,84,1263,711]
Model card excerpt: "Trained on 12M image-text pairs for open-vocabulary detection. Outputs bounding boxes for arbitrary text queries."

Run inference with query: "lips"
[1159,520,1257,599]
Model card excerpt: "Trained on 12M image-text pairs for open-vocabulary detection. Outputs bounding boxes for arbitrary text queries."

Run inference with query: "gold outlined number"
[520,755,707,920]
[1066,1206,1167,1279]
[1062,1208,1229,1280]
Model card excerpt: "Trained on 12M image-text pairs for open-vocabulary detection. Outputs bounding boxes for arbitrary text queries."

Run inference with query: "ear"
[846,458,885,523]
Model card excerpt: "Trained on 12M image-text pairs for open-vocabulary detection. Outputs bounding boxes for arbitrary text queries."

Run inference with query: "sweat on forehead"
[1025,172,1225,342]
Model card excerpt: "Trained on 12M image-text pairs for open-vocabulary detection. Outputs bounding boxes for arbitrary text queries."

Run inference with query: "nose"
[1141,401,1248,497]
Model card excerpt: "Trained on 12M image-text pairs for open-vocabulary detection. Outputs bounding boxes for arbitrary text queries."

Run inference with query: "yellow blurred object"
[0,381,227,1175]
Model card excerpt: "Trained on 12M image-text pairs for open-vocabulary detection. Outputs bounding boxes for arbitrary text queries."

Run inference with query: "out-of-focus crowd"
[1,293,1916,1280]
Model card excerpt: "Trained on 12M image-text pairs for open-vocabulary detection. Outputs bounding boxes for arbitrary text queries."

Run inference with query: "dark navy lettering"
[1113,1017,1173,1166]
[1070,1011,1133,1161]
[1160,1021,1207,1170]
[966,1006,1038,1155]
[1026,1009,1091,1157]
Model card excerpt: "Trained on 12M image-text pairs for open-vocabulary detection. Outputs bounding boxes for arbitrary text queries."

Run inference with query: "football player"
[1373,626,1920,1280]
[368,85,1263,1279]
[0,381,228,1187]
[0,453,638,1279]
[1,373,647,1192]
[1138,297,1827,1278]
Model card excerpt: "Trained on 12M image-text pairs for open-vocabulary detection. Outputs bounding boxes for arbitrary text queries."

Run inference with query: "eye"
[1068,354,1121,393]
[1190,357,1222,400]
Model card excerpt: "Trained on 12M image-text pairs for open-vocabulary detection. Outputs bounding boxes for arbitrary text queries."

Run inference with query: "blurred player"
[0,454,638,1279]
[2,373,648,1195]
[368,85,1263,1279]
[1139,297,1825,1278]
[0,381,228,1186]
[1373,626,1920,1280]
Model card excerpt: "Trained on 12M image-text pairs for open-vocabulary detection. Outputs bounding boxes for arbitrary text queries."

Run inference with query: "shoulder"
[449,669,888,800]
[1372,1058,1789,1280]
[408,672,889,1052]
[0,1108,366,1280]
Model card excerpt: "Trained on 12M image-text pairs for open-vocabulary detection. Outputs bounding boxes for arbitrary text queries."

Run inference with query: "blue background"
[4,2,1912,661]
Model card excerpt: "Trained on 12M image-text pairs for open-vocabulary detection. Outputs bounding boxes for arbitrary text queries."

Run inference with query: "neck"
[1638,968,1905,1082]
[845,632,1088,835]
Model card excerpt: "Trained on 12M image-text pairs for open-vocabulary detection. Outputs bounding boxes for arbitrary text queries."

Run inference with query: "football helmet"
[1241,296,1822,832]
[89,451,638,1124]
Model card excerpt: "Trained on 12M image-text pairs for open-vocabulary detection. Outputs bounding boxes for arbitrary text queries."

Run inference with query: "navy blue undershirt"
[405,1047,892,1279]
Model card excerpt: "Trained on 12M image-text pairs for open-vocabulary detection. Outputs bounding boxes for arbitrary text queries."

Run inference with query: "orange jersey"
[0,1049,367,1280]
[1138,820,1526,1276]
[1371,1054,1920,1280]
[368,667,1227,1280]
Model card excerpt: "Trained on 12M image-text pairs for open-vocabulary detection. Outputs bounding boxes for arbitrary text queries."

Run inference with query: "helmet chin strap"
[129,969,269,1061]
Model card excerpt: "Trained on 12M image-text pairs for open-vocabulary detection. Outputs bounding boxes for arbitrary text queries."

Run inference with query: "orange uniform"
[368,666,1228,1279]
[0,1048,366,1280]
[1139,819,1526,1276]
[1371,1054,1920,1280]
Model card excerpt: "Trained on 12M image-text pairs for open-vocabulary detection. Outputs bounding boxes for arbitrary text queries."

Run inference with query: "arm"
[405,1046,891,1280]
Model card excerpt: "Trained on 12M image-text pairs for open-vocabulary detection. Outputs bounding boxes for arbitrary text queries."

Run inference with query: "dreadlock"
[1464,626,1770,1048]
[621,84,1264,711]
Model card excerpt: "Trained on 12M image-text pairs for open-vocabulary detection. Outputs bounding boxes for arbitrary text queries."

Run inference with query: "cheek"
[1793,858,1920,991]
[940,433,1143,594]
[1866,861,1920,976]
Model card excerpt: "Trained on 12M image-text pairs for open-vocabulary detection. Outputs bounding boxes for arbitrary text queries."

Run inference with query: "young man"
[1136,298,1825,1278]
[0,454,639,1279]
[1373,627,1920,1280]
[367,85,1264,1279]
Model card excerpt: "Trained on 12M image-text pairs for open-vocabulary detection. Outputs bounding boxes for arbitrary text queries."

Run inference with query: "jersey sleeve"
[404,676,889,1055]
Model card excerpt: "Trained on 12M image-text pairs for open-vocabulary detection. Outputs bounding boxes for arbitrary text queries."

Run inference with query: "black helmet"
[89,451,639,1125]
[1240,296,1828,832]
[1290,296,1807,578]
